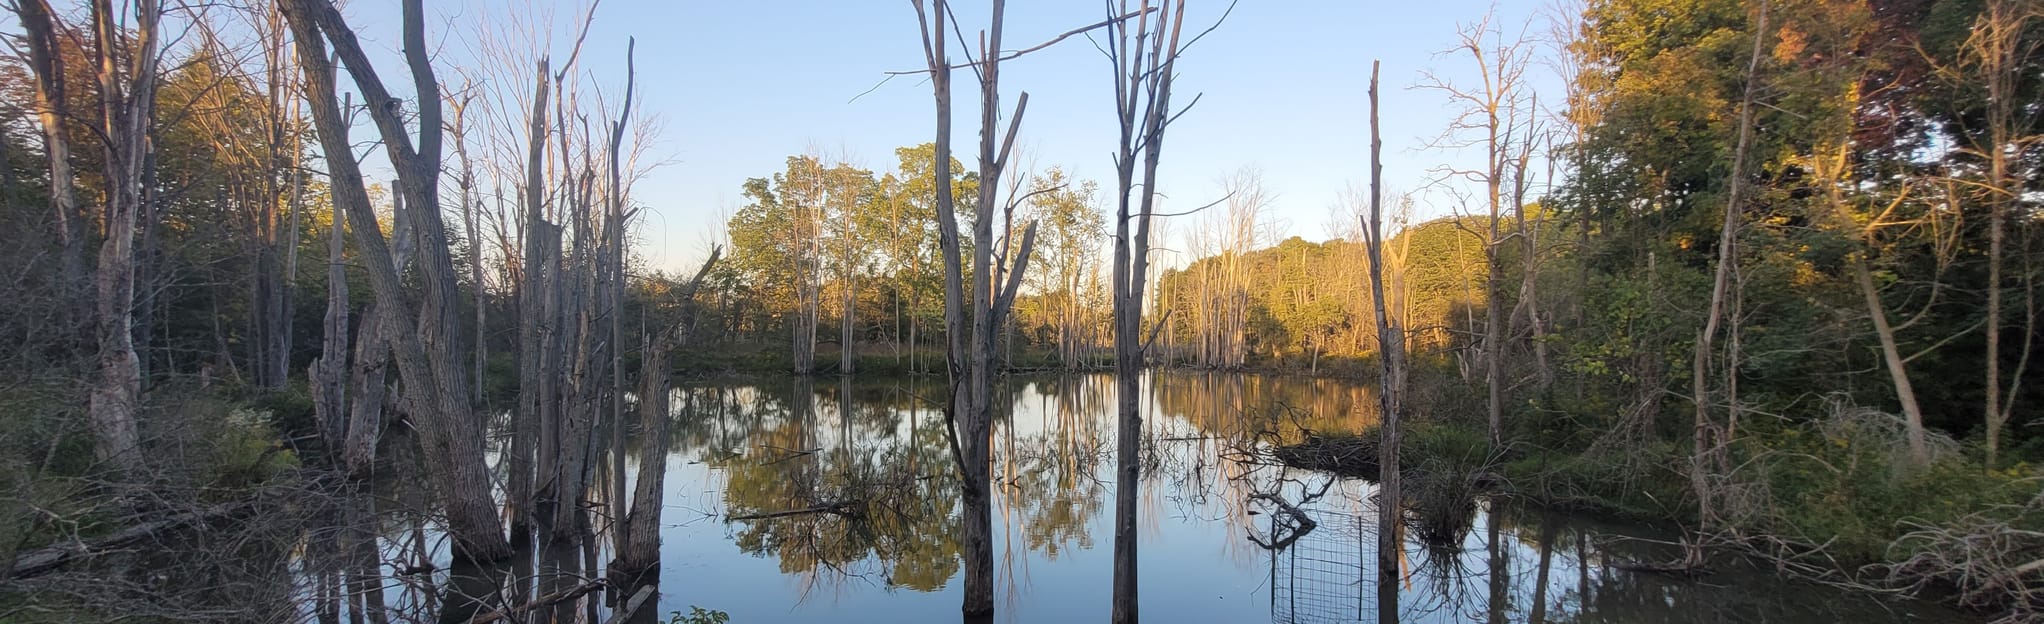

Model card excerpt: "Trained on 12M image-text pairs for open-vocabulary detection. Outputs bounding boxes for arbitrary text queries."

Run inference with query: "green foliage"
[669,607,731,624]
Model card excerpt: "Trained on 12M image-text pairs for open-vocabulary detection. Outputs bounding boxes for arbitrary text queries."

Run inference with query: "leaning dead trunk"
[280,0,510,561]
[1692,0,1767,539]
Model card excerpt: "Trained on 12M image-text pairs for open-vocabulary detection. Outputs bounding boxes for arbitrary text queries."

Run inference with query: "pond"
[321,372,1972,623]
[628,372,1970,623]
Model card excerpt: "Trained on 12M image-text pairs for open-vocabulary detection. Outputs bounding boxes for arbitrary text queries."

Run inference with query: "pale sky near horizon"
[26,0,1567,274]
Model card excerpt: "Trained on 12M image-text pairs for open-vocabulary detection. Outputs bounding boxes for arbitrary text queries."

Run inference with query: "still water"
[621,372,1969,624]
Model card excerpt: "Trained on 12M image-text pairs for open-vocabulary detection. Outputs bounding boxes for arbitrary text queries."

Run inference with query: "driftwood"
[6,502,248,579]
[1247,493,1318,552]
[600,585,656,624]
[466,579,606,624]
[729,500,864,521]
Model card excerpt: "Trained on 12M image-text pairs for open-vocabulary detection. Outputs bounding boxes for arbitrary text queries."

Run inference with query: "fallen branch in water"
[5,502,250,580]
[467,579,607,624]
[729,500,865,521]
[1247,493,1317,551]
[760,447,822,466]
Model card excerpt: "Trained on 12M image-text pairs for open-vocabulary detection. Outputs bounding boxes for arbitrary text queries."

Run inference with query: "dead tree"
[605,39,639,560]
[1104,2,1194,622]
[280,0,511,561]
[340,180,420,475]
[512,57,552,542]
[613,249,720,577]
[907,0,1053,614]
[1418,11,1537,451]
[12,0,87,327]
[446,86,487,404]
[309,168,348,463]
[1692,0,1768,544]
[1363,60,1407,624]
[83,0,164,478]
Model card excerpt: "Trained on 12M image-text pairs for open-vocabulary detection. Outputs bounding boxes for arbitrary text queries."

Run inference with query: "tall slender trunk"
[604,43,637,560]
[13,0,87,314]
[842,274,856,374]
[914,1,1038,615]
[1692,0,1767,536]
[1485,243,1504,448]
[513,58,551,541]
[1365,62,1405,623]
[1855,256,1928,461]
[1978,0,2024,467]
[1109,5,1187,622]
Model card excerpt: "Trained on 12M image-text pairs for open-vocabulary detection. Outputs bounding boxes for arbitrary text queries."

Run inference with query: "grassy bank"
[1274,413,2044,618]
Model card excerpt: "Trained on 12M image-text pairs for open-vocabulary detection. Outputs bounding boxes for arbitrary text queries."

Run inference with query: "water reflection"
[673,373,1965,623]
[305,372,1965,624]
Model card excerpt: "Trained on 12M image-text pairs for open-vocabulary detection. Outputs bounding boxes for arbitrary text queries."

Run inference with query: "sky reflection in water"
[641,372,1968,624]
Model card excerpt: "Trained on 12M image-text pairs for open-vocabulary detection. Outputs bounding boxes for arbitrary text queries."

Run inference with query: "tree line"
[2,0,2041,620]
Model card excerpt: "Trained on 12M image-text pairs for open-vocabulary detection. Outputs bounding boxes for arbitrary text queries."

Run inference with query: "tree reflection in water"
[279,373,1973,623]
[695,372,1968,624]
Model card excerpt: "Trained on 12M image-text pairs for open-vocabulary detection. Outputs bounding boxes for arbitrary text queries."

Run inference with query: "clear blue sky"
[255,0,1560,273]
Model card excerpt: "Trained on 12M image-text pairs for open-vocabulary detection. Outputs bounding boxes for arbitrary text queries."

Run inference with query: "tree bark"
[513,58,552,542]
[912,1,1045,615]
[1106,4,1187,622]
[341,180,418,476]
[13,0,87,313]
[1364,61,1406,624]
[280,0,510,561]
[1692,0,1767,536]
[85,0,162,478]
[1855,256,1928,461]
[310,191,349,458]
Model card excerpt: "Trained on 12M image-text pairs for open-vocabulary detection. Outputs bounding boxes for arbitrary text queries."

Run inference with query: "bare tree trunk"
[1364,61,1406,623]
[1106,4,1188,622]
[1692,0,1767,539]
[13,0,87,317]
[256,18,297,392]
[604,42,638,560]
[614,332,668,575]
[448,96,487,404]
[513,58,552,543]
[1485,243,1504,448]
[84,0,163,478]
[911,1,1048,615]
[1973,0,2036,468]
[311,197,349,458]
[282,0,510,561]
[614,251,717,576]
[842,274,856,375]
[1855,256,1928,461]
[342,181,418,475]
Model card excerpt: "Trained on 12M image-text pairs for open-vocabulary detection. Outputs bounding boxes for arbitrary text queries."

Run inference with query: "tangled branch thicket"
[1883,488,2044,623]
